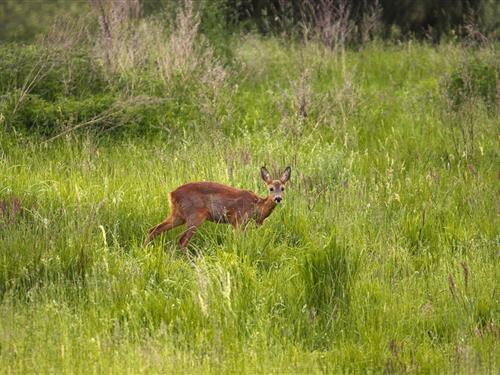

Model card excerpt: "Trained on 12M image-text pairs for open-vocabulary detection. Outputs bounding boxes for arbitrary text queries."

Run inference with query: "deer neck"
[255,196,277,223]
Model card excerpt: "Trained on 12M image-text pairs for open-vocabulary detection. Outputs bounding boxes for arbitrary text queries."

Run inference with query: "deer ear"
[261,166,272,183]
[280,166,291,183]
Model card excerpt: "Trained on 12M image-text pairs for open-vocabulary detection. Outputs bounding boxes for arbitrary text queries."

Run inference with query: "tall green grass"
[0,37,498,373]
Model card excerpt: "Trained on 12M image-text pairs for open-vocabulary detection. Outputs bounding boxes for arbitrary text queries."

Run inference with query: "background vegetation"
[2,0,499,42]
[0,0,498,373]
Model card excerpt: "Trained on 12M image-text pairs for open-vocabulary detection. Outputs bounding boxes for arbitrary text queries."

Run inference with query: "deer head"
[261,166,291,204]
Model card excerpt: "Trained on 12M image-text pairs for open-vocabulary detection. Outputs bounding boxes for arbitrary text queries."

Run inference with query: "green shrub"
[5,93,115,135]
[0,44,107,100]
[2,91,186,136]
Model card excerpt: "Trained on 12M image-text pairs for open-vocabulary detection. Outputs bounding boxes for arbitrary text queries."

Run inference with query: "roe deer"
[144,166,291,254]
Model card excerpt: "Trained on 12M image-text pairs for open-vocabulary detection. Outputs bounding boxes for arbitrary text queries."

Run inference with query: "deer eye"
[282,187,285,191]
[269,187,274,192]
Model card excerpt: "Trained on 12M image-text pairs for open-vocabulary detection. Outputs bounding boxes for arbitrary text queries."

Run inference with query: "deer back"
[170,182,259,223]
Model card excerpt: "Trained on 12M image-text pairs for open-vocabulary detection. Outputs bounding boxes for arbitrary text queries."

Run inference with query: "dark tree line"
[1,0,498,42]
[218,0,498,40]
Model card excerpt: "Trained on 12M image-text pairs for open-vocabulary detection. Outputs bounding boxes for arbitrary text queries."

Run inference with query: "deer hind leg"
[144,214,185,246]
[179,212,207,255]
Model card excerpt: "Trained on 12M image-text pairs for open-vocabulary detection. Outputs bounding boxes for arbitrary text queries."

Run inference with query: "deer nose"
[274,196,282,203]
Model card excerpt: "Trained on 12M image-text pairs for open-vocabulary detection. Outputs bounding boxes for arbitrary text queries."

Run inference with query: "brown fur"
[144,167,291,254]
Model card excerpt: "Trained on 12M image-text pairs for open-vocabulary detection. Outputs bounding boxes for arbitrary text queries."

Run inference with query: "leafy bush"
[0,44,107,100]
[4,94,114,134]
[0,2,229,138]
[2,93,181,136]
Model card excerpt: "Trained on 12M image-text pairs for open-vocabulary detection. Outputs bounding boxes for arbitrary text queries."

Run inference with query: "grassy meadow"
[0,11,499,373]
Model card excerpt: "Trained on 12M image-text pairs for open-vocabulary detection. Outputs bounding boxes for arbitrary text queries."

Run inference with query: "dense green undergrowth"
[0,33,499,373]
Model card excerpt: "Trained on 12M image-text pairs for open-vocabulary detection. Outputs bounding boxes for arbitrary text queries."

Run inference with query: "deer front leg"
[229,216,242,230]
[179,212,207,255]
[255,217,265,226]
[228,213,251,230]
